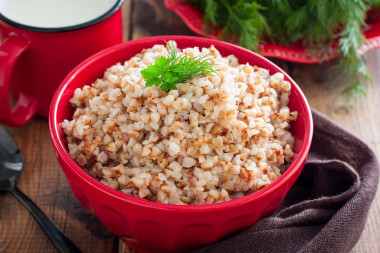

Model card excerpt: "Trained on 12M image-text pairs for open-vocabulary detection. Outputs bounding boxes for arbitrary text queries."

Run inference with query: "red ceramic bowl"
[49,35,313,252]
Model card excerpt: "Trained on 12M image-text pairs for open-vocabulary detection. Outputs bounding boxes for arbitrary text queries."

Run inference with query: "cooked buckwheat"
[62,41,298,205]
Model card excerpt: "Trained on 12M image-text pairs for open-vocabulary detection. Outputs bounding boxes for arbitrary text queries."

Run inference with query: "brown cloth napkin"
[195,110,379,253]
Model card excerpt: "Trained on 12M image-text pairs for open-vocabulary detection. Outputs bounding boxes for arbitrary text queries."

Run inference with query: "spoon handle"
[11,187,82,253]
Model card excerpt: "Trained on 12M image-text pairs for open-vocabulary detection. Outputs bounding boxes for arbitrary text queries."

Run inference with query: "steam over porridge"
[61,41,297,205]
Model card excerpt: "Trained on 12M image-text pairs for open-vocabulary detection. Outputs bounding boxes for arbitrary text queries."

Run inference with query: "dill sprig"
[187,0,379,103]
[141,41,218,92]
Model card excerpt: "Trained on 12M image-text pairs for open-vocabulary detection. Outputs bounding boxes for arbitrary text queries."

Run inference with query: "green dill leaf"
[140,41,218,92]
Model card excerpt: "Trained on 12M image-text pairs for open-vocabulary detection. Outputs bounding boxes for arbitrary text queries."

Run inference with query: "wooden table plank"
[130,0,196,38]
[0,119,118,253]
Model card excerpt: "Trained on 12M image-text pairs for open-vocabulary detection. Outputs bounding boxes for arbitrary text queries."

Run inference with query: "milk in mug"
[0,0,117,28]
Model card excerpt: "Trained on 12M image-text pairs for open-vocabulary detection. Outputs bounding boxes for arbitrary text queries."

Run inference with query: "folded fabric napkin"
[196,110,379,253]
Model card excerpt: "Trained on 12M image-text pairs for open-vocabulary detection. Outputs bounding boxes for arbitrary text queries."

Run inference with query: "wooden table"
[1,1,379,252]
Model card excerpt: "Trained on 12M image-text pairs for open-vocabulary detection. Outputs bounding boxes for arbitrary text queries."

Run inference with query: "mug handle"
[0,33,39,127]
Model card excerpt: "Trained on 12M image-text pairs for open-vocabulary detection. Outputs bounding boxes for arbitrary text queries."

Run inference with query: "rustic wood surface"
[1,0,379,252]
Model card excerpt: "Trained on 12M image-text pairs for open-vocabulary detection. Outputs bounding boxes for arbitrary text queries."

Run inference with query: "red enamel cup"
[0,0,124,127]
[49,36,313,252]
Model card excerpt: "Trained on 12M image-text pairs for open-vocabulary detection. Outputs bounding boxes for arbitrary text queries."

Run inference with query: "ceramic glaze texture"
[49,36,313,252]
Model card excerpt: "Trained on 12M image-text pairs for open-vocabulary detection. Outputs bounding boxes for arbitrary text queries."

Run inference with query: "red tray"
[165,0,380,63]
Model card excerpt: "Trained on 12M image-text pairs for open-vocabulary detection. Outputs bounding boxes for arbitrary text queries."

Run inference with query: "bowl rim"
[49,35,313,212]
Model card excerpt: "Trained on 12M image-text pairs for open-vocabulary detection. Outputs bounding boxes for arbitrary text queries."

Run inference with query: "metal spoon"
[0,126,81,253]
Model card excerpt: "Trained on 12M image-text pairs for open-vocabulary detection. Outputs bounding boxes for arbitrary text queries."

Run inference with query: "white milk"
[0,0,117,28]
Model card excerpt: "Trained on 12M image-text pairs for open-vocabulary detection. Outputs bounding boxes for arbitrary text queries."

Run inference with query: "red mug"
[0,0,124,127]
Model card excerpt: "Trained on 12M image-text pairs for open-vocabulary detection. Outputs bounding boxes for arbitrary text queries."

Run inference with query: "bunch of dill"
[141,42,218,92]
[187,0,380,103]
